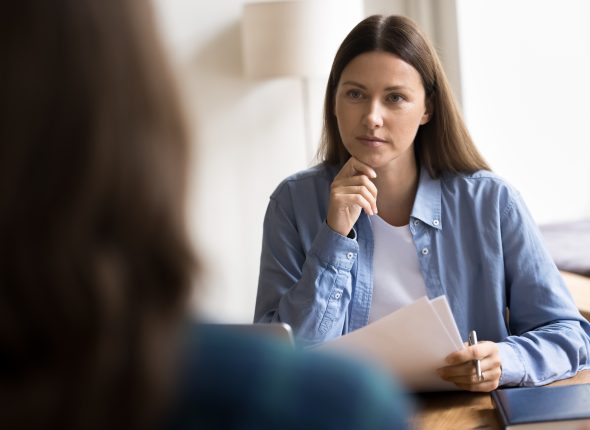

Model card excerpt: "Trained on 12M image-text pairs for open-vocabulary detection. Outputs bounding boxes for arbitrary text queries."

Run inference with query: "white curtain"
[364,0,463,106]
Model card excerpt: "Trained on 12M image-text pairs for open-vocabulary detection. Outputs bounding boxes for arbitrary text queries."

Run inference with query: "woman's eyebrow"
[341,80,412,92]
[341,80,367,88]
[384,85,411,92]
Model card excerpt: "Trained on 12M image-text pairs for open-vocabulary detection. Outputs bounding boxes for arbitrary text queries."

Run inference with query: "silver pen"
[468,330,483,382]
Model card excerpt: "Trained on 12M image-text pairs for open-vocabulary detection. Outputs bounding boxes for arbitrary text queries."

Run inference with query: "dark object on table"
[491,384,590,429]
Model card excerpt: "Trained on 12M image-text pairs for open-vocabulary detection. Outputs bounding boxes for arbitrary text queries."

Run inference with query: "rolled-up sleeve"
[498,191,590,386]
[255,192,357,345]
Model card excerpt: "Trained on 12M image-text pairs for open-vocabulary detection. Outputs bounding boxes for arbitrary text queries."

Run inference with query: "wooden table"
[412,370,590,429]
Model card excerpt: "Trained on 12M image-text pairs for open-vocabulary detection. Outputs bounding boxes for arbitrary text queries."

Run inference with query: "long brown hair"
[318,15,490,177]
[0,1,195,429]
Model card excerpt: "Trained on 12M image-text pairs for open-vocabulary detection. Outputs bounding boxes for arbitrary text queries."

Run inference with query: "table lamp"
[242,0,363,161]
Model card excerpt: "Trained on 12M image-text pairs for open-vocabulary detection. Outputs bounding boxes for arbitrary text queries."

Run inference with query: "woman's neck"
[373,157,419,227]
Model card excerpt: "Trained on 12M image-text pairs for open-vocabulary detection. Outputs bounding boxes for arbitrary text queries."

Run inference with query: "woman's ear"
[420,96,433,125]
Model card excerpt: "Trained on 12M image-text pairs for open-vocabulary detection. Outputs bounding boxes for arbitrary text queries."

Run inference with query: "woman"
[0,3,410,429]
[255,15,590,392]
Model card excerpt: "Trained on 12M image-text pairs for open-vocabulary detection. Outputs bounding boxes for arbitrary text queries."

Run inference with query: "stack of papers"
[321,296,464,391]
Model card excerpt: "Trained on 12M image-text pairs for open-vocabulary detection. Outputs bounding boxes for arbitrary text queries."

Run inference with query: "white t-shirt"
[368,215,427,323]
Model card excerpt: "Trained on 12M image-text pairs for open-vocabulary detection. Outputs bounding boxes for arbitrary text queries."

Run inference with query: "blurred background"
[151,0,590,322]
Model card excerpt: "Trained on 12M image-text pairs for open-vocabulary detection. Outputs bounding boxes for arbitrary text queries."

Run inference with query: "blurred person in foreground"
[0,1,411,429]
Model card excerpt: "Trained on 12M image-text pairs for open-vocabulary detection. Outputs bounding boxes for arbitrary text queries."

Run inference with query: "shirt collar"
[411,166,442,230]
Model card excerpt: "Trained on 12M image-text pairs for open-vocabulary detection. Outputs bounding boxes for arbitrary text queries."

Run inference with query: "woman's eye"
[346,89,364,100]
[386,94,404,103]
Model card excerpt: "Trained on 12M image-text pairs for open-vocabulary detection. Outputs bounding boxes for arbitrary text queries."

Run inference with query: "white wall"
[457,0,590,224]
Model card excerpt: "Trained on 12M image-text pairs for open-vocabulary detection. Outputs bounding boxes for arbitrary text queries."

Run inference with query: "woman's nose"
[362,101,384,129]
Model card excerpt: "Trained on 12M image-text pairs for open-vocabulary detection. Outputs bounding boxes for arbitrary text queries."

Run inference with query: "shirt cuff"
[497,341,526,386]
[309,222,359,271]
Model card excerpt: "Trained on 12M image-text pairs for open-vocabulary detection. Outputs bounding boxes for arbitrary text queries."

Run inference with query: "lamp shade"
[242,0,364,78]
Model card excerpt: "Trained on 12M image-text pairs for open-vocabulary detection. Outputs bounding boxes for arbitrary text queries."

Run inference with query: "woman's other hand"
[437,341,502,392]
[327,157,378,236]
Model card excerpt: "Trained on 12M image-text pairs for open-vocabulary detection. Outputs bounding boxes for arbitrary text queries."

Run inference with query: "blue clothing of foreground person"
[254,163,590,387]
[163,324,411,429]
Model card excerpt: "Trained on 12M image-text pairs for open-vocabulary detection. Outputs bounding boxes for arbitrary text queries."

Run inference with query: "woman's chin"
[354,154,390,170]
[350,150,414,173]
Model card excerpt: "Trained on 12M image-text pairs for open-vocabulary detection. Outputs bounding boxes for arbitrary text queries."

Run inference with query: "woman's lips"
[356,136,388,147]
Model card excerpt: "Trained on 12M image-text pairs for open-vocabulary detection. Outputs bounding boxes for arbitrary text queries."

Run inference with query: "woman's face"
[334,51,430,171]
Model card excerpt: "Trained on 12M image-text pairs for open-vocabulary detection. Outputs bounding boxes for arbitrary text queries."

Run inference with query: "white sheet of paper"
[321,296,463,391]
[430,295,464,350]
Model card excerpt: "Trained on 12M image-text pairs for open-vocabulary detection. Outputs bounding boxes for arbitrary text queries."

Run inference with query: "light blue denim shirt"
[255,163,590,387]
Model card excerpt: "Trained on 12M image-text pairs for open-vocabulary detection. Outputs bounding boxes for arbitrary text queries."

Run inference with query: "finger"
[455,380,499,392]
[446,344,483,363]
[357,174,378,200]
[457,367,502,391]
[438,354,499,379]
[478,354,502,372]
[445,341,495,365]
[444,350,475,366]
[438,358,502,386]
[442,366,502,385]
[336,157,377,180]
[331,177,378,214]
[332,192,375,216]
[437,362,473,379]
[332,175,378,199]
[333,186,377,213]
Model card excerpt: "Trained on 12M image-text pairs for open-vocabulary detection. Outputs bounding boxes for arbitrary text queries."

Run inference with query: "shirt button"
[346,252,354,259]
[421,248,429,255]
[433,219,440,226]
[334,292,342,299]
